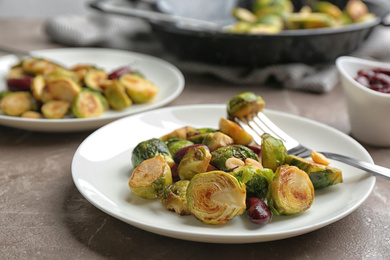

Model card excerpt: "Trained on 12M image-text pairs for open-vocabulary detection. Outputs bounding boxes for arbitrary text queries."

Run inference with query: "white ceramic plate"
[71,105,376,243]
[0,48,184,132]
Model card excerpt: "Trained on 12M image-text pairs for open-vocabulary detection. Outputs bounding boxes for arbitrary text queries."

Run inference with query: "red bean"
[355,67,390,94]
[7,77,33,91]
[108,67,133,79]
[246,197,272,225]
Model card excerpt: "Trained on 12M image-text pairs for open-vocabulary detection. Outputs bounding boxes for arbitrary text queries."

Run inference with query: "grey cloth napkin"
[44,14,390,93]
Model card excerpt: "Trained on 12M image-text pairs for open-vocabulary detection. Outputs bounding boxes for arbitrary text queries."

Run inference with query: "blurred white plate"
[71,104,375,243]
[0,48,184,132]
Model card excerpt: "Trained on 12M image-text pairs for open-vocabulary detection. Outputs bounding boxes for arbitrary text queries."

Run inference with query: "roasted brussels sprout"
[186,171,247,224]
[71,90,107,118]
[41,76,82,103]
[30,75,45,102]
[232,7,257,23]
[285,155,343,189]
[345,0,369,22]
[104,80,132,110]
[41,100,70,119]
[267,165,314,215]
[129,155,172,199]
[285,12,336,29]
[219,117,253,145]
[210,144,258,172]
[164,138,194,161]
[261,133,287,171]
[21,57,59,75]
[227,92,265,120]
[119,74,159,103]
[159,180,191,215]
[131,138,174,168]
[233,165,272,200]
[189,132,234,152]
[177,145,211,180]
[0,91,35,116]
[84,69,108,92]
[160,126,197,141]
[312,1,343,19]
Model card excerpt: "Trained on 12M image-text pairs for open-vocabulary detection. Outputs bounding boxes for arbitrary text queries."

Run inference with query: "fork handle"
[321,152,390,181]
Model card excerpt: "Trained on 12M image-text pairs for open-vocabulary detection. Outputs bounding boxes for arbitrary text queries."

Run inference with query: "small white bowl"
[336,56,390,147]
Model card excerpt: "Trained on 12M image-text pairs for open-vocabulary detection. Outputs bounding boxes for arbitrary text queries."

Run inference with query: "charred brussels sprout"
[129,155,172,199]
[177,145,211,180]
[71,90,106,118]
[267,165,314,215]
[164,138,194,161]
[159,180,190,215]
[210,144,258,172]
[227,92,265,119]
[131,138,174,168]
[104,80,132,110]
[41,100,70,119]
[41,76,82,103]
[219,117,253,145]
[119,74,159,103]
[0,91,35,116]
[261,133,287,171]
[187,171,246,224]
[188,132,234,152]
[233,165,272,200]
[286,155,343,189]
[84,69,107,92]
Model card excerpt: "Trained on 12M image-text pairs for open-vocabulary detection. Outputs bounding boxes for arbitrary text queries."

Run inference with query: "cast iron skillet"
[92,0,390,67]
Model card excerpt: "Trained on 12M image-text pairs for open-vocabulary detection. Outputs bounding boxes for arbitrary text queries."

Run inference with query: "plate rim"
[71,104,376,243]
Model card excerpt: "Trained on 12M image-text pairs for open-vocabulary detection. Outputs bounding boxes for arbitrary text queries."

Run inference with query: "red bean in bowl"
[355,67,390,93]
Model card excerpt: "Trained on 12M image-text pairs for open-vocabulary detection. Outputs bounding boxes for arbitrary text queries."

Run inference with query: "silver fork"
[234,111,390,181]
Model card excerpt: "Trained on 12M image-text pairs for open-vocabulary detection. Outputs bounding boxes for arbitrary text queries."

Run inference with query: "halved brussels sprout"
[210,144,258,172]
[22,57,59,75]
[345,0,369,22]
[312,1,343,19]
[131,138,174,168]
[160,126,197,141]
[186,171,246,224]
[227,91,265,119]
[285,12,336,29]
[285,155,343,189]
[84,69,108,92]
[164,138,194,162]
[119,74,158,103]
[129,155,172,199]
[267,165,314,215]
[177,145,211,180]
[159,180,191,215]
[188,132,234,152]
[46,67,79,83]
[219,117,253,145]
[41,76,82,103]
[0,91,35,116]
[103,80,132,110]
[261,133,287,171]
[233,165,271,200]
[41,100,71,119]
[30,75,45,102]
[71,90,106,118]
[232,7,257,23]
[21,111,42,119]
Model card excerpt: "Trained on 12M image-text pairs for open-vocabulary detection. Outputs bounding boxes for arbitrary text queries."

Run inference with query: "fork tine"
[234,116,263,145]
[235,111,300,151]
